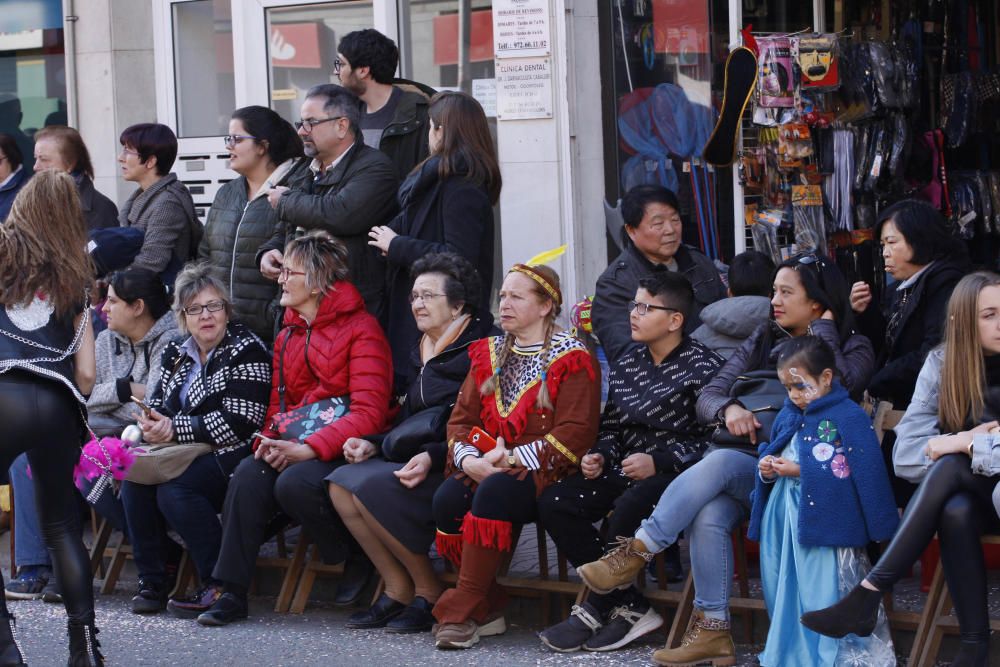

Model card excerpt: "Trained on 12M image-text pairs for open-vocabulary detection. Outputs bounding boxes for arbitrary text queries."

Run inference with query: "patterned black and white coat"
[591,336,724,475]
[149,321,272,476]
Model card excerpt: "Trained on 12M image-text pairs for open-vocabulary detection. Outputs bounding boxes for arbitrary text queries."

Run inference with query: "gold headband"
[511,264,561,305]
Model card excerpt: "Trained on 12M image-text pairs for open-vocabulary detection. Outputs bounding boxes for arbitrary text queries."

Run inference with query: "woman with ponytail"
[429,263,600,650]
[198,105,305,344]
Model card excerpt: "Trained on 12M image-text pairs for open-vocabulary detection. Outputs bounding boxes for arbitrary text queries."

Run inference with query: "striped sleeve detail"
[453,441,480,471]
[513,440,545,470]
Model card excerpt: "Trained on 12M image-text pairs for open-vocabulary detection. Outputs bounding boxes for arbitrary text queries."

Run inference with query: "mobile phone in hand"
[130,395,151,417]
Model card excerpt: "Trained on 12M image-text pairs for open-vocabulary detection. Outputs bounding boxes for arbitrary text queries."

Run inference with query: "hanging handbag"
[125,441,214,486]
[710,370,786,448]
[379,404,452,462]
[268,327,350,442]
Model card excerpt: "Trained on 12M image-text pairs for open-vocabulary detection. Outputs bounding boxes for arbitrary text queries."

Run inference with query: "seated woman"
[849,199,967,503]
[120,263,271,617]
[802,271,1000,667]
[6,268,177,603]
[198,231,394,626]
[117,123,201,283]
[327,253,496,633]
[0,132,30,221]
[430,263,600,649]
[572,255,874,667]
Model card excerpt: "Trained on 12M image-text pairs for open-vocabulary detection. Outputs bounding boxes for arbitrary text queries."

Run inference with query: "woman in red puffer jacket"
[193,231,394,626]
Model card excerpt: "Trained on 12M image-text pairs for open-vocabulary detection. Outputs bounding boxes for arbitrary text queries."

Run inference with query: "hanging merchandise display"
[736,0,1000,287]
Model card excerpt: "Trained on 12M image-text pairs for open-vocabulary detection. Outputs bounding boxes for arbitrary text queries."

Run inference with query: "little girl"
[747,336,899,666]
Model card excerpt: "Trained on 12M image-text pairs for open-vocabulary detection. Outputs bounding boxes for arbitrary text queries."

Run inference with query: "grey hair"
[172,262,232,335]
[284,230,350,295]
[304,84,362,138]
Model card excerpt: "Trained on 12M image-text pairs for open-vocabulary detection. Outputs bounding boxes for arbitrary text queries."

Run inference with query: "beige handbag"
[124,442,213,485]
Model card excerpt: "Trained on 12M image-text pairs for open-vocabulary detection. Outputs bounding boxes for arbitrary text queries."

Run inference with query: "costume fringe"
[436,530,464,567]
[461,513,514,552]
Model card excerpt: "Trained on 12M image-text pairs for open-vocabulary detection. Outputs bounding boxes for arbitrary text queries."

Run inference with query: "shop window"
[265,1,374,124]
[600,0,734,261]
[172,0,236,138]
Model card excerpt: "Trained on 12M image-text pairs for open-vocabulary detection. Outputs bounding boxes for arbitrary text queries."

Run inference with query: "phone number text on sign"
[493,0,551,58]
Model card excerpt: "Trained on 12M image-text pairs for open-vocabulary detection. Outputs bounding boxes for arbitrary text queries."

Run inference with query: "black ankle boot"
[0,612,25,667]
[67,621,104,667]
[800,583,883,638]
[950,639,990,667]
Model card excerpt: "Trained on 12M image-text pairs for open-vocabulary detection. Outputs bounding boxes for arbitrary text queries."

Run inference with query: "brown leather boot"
[577,537,654,594]
[652,613,736,667]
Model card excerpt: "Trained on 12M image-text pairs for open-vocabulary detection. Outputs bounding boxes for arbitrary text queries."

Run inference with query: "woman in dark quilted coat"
[198,106,305,345]
[199,231,394,626]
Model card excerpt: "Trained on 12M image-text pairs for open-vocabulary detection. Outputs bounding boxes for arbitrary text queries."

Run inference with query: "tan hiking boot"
[577,536,655,594]
[652,614,736,666]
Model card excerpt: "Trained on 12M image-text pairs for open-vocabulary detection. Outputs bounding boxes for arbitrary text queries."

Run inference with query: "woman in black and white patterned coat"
[119,263,272,618]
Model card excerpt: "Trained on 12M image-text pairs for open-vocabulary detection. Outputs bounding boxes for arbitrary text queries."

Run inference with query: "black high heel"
[800,583,883,638]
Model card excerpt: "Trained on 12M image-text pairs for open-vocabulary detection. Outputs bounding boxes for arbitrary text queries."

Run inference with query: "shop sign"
[270,23,322,69]
[472,78,497,118]
[495,57,552,120]
[492,0,550,58]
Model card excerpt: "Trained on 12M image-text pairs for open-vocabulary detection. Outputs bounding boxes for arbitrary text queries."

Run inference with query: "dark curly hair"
[411,252,481,316]
[337,29,398,85]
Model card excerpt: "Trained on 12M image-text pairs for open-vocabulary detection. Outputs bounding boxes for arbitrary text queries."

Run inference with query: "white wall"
[73,0,156,206]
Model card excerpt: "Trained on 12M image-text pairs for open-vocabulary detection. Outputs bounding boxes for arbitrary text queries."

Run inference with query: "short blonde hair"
[284,230,350,295]
[172,262,232,335]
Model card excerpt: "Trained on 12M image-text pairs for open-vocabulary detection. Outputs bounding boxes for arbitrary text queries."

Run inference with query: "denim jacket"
[894,347,1000,482]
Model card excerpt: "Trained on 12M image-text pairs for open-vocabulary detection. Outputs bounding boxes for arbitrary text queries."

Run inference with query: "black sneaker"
[197,592,248,626]
[41,576,62,603]
[131,578,169,614]
[583,603,663,652]
[538,602,603,653]
[386,596,436,634]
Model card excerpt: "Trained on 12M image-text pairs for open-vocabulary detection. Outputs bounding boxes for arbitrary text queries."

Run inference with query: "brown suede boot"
[652,613,735,667]
[577,537,654,594]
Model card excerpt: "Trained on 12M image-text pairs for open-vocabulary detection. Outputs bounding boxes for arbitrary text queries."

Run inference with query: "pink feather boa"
[73,437,136,491]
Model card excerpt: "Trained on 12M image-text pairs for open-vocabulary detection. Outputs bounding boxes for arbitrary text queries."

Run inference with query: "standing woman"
[33,125,118,231]
[430,263,600,649]
[0,170,102,666]
[803,272,1000,667]
[368,91,500,388]
[118,123,201,282]
[198,106,304,345]
[849,200,967,500]
[0,133,29,220]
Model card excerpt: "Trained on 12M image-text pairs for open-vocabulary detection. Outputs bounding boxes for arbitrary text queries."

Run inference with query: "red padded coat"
[261,280,394,460]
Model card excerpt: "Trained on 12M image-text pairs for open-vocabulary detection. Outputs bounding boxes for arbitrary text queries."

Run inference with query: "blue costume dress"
[758,433,895,667]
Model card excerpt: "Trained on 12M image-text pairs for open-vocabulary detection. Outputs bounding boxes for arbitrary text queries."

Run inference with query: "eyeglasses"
[278,267,307,280]
[119,147,140,158]
[293,116,345,133]
[408,292,447,304]
[628,300,679,316]
[183,300,226,317]
[224,134,257,148]
[333,58,343,74]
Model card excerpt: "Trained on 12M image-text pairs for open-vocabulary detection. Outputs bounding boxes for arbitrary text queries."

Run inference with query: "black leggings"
[867,454,999,642]
[0,372,93,624]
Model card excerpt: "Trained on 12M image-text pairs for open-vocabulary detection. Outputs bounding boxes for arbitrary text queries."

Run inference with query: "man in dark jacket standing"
[336,29,430,181]
[593,185,726,363]
[260,84,399,313]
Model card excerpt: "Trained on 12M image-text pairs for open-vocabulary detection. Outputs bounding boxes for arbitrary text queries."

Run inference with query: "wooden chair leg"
[274,536,310,613]
[289,545,321,614]
[169,551,196,599]
[665,571,696,649]
[733,533,753,643]
[908,560,945,667]
[917,581,953,667]
[88,517,113,579]
[100,539,131,595]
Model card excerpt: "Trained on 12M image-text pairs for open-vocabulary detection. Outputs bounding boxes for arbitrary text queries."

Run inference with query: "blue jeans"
[635,449,757,621]
[10,452,129,570]
[121,453,228,583]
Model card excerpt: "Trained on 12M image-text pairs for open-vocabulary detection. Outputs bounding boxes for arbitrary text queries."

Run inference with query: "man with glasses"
[538,271,723,653]
[335,29,430,181]
[593,185,726,364]
[258,84,398,314]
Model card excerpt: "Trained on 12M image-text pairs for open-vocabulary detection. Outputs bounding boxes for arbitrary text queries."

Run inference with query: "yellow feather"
[525,244,567,267]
